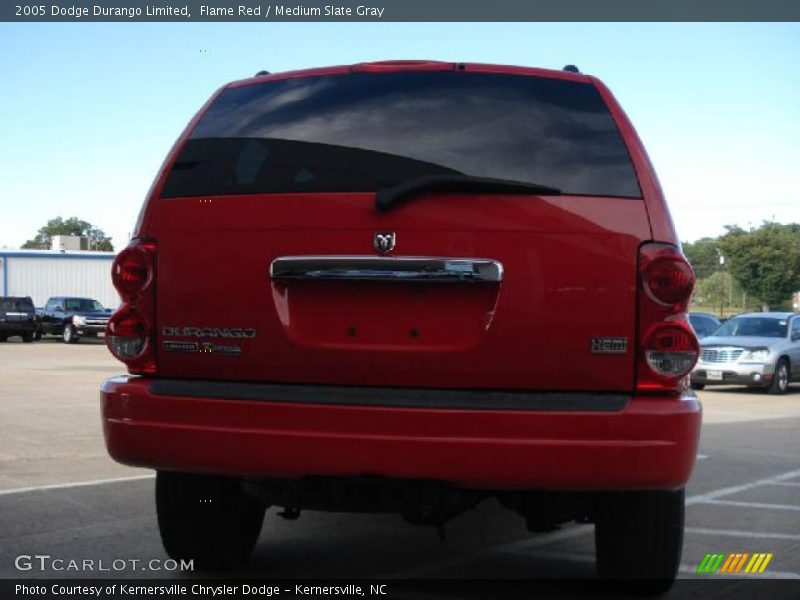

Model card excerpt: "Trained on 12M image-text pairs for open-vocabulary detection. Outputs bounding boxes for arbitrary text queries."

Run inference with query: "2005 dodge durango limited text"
[101,61,701,593]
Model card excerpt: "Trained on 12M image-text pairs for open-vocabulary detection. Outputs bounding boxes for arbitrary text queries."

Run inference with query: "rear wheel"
[22,332,34,343]
[595,489,684,594]
[767,359,790,395]
[0,335,6,342]
[156,471,266,570]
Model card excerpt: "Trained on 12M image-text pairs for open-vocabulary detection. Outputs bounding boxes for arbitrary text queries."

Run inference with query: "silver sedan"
[690,312,800,394]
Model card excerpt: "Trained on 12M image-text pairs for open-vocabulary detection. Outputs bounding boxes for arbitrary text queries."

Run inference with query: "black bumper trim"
[0,323,37,332]
[149,380,630,412]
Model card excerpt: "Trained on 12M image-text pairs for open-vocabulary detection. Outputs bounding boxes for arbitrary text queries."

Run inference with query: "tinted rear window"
[162,71,641,199]
[0,297,34,311]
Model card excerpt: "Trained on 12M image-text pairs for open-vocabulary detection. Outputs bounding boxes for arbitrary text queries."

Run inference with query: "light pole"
[717,251,725,317]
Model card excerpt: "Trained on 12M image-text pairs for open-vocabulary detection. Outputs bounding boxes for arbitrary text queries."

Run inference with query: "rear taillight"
[637,243,698,392]
[642,257,695,307]
[108,240,157,375]
[644,325,699,379]
[112,244,154,300]
[107,304,149,358]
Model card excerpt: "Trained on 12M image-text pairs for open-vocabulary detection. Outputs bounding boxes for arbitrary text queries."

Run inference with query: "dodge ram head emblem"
[374,231,396,255]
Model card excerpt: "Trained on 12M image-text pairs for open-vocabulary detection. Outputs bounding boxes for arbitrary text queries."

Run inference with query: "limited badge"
[163,341,199,353]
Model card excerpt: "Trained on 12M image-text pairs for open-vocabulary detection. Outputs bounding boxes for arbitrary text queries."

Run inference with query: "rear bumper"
[0,322,36,334]
[101,376,701,491]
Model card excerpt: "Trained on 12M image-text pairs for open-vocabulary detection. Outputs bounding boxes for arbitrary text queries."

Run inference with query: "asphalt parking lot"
[1,338,798,596]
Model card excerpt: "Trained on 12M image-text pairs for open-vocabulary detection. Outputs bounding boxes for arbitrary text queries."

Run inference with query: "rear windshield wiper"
[375,174,561,212]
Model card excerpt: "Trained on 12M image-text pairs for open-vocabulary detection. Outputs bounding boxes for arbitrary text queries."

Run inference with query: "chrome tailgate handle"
[270,257,503,283]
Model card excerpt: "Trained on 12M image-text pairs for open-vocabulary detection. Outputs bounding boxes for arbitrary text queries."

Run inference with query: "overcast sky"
[0,22,798,250]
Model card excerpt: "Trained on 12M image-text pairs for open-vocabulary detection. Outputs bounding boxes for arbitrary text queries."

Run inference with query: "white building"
[0,249,118,308]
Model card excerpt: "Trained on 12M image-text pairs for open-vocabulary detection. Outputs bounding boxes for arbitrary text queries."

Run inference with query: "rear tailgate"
[143,66,653,394]
[151,192,649,391]
[0,299,35,323]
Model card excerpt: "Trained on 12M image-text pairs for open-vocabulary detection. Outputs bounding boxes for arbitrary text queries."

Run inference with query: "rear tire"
[767,359,790,395]
[0,335,6,342]
[22,332,34,343]
[156,471,265,571]
[595,489,684,594]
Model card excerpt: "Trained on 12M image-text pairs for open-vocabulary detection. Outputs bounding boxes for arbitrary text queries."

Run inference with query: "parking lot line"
[700,499,800,512]
[0,474,154,497]
[685,527,800,541]
[686,467,800,505]
[6,468,796,502]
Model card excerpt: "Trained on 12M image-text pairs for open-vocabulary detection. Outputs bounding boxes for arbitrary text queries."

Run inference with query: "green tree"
[719,222,800,311]
[694,271,751,316]
[21,217,114,251]
[682,237,722,279]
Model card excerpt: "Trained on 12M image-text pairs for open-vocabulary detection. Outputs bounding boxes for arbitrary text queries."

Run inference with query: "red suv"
[102,61,700,588]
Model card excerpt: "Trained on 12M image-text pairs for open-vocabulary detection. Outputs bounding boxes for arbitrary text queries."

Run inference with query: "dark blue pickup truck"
[39,296,112,343]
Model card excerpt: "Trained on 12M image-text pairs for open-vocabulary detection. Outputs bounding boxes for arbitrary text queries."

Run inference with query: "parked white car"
[691,312,800,394]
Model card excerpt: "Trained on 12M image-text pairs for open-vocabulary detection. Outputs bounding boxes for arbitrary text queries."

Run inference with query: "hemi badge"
[591,337,628,354]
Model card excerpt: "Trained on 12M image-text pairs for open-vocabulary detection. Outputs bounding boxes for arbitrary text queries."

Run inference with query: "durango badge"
[161,326,256,339]
[374,231,396,255]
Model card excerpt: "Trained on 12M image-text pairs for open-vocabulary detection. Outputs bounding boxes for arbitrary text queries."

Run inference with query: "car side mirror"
[792,332,800,342]
[54,306,64,312]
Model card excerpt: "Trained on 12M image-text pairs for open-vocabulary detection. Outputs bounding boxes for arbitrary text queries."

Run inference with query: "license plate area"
[707,370,723,381]
[271,280,500,351]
